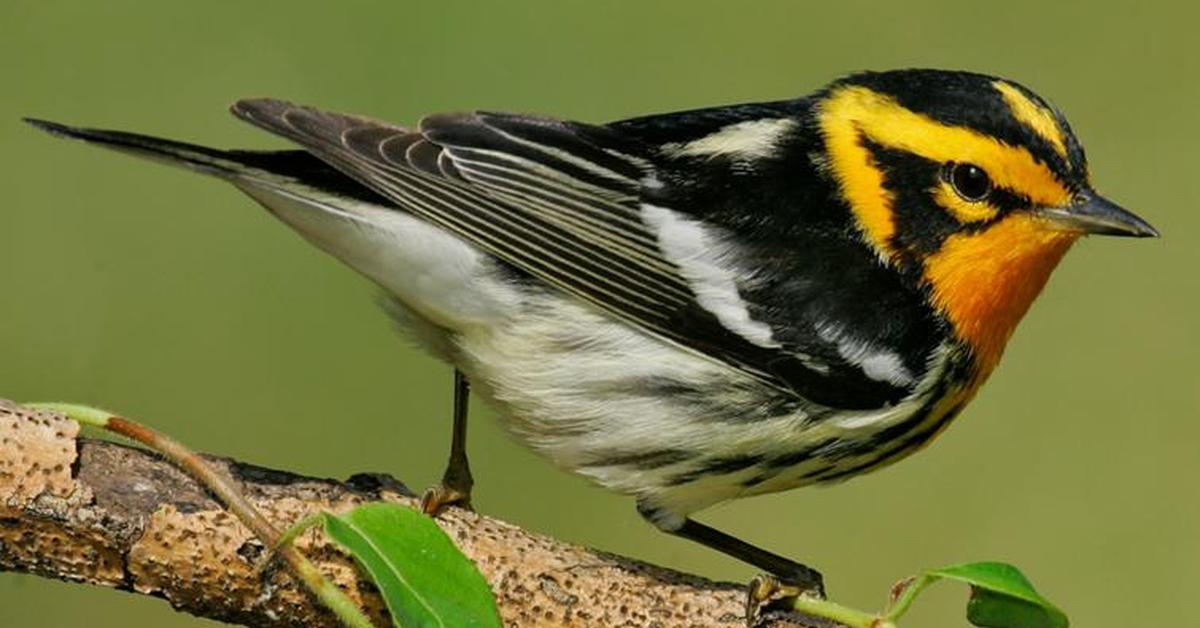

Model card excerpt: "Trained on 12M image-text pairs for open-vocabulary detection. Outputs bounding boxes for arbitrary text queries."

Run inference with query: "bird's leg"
[419,369,474,515]
[638,503,824,625]
[672,518,826,624]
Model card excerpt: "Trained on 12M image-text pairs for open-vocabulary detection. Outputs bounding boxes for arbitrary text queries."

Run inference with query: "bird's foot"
[419,479,473,516]
[745,569,826,627]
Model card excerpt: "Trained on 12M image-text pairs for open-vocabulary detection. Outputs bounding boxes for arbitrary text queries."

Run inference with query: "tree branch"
[0,400,817,627]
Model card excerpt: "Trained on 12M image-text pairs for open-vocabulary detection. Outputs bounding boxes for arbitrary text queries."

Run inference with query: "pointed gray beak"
[1037,192,1159,238]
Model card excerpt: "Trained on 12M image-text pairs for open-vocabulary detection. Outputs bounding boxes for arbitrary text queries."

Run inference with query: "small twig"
[26,402,375,628]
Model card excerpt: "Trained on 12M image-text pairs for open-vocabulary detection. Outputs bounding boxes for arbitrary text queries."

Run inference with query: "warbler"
[27,69,1156,605]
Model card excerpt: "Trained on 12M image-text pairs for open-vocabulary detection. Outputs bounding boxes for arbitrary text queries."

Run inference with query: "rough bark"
[0,400,818,627]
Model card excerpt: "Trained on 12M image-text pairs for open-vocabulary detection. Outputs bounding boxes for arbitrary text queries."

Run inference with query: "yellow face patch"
[993,81,1069,160]
[932,182,1000,224]
[818,86,1073,258]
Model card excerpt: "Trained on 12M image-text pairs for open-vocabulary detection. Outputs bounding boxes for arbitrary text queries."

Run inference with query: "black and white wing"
[230,99,912,410]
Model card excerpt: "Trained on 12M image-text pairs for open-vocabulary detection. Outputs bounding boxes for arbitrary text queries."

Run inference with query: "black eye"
[948,162,992,202]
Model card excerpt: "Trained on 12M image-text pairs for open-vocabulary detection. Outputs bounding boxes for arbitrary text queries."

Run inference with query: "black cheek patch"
[860,138,961,260]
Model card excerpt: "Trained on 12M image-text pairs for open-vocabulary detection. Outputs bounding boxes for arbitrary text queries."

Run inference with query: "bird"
[26,68,1156,614]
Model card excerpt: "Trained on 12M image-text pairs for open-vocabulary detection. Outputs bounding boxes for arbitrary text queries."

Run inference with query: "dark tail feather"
[23,118,251,177]
[25,117,395,205]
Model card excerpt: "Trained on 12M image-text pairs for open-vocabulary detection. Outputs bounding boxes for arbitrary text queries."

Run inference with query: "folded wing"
[230,99,911,410]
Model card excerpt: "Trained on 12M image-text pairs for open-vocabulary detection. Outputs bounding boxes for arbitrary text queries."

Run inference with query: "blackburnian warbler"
[26,68,1157,612]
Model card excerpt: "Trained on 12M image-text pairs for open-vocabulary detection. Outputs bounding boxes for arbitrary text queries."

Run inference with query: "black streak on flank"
[742,437,844,487]
[587,448,696,470]
[881,399,967,465]
[811,397,967,484]
[602,375,804,425]
[741,474,772,488]
[762,438,839,470]
[666,454,765,486]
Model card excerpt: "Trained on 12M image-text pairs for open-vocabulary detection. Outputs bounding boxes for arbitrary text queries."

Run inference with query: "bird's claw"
[745,571,826,627]
[419,482,473,516]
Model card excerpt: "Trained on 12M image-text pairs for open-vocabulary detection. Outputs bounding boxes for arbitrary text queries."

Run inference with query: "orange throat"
[924,214,1078,380]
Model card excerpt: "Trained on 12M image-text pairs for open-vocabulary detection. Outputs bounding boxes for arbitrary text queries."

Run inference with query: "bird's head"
[815,69,1157,376]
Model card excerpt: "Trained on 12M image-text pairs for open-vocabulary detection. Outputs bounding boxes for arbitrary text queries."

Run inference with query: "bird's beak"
[1036,192,1159,237]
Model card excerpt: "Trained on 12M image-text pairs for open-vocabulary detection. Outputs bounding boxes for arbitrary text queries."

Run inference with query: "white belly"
[449,291,941,522]
[240,179,945,521]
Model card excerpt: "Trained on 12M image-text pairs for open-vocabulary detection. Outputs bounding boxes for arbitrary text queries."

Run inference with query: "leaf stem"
[791,596,891,628]
[883,574,935,622]
[27,401,112,428]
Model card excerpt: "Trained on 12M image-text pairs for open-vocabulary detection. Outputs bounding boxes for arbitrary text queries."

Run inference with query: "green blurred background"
[2,1,1196,626]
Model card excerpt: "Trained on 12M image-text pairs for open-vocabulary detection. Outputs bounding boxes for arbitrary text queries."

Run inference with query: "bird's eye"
[948,163,992,202]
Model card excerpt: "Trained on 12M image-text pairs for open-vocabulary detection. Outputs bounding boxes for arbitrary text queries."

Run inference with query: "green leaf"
[320,503,501,628]
[927,562,1068,628]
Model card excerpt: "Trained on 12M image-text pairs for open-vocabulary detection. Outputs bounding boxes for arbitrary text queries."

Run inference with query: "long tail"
[24,116,517,332]
[24,118,259,175]
[23,118,381,203]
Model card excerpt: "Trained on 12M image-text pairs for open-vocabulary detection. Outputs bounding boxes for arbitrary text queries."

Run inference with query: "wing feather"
[230,98,912,410]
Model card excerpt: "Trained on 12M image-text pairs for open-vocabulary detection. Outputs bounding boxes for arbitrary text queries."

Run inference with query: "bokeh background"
[2,1,1196,626]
